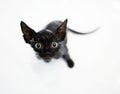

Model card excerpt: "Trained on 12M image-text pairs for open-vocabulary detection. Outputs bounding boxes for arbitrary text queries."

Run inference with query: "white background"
[0,0,120,94]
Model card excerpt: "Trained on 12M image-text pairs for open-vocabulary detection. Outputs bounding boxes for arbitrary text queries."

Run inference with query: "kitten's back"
[45,21,62,32]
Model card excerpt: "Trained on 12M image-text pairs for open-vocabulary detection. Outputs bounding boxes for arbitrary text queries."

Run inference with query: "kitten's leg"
[62,53,74,68]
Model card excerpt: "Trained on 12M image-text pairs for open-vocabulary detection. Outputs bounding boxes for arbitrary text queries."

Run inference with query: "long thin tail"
[68,27,100,35]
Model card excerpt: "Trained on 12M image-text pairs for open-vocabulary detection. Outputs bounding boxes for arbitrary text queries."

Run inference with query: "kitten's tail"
[68,27,100,35]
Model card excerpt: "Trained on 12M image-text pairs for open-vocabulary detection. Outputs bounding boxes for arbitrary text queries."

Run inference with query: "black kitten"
[20,19,98,68]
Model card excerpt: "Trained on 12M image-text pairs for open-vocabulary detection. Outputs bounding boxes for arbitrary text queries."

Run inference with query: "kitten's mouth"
[43,55,52,62]
[38,53,52,62]
[36,52,53,62]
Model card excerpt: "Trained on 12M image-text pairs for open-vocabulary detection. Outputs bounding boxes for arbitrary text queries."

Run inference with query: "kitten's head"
[20,19,67,62]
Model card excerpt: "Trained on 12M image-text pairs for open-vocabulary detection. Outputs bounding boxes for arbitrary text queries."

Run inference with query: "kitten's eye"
[35,43,41,49]
[51,42,58,48]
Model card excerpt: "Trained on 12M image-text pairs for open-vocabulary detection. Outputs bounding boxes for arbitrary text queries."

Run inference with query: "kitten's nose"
[44,47,51,54]
[45,52,51,56]
[44,46,50,52]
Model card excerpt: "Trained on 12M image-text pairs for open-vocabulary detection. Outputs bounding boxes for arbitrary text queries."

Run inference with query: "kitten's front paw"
[67,59,74,68]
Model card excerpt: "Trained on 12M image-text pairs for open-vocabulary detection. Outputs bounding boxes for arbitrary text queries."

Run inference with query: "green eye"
[35,43,41,49]
[51,42,58,48]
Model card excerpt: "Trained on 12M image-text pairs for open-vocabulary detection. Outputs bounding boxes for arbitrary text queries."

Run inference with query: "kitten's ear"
[56,19,67,41]
[20,21,36,43]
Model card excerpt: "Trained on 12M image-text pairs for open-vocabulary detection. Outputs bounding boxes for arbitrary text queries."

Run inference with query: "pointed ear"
[56,19,67,41]
[20,21,36,43]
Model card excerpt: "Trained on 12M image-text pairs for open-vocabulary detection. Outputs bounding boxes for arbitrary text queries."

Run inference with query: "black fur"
[20,19,98,68]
